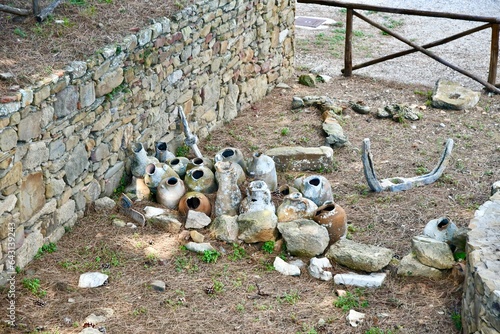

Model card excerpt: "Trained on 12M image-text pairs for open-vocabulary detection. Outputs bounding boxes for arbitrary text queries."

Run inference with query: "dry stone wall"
[462,192,500,334]
[0,0,295,277]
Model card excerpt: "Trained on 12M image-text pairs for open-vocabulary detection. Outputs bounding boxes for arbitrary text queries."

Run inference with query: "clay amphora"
[277,192,318,222]
[423,217,457,242]
[144,163,179,191]
[215,147,246,172]
[313,202,347,244]
[246,152,277,192]
[178,191,212,216]
[130,142,158,178]
[157,176,186,209]
[278,184,300,196]
[214,161,242,217]
[186,157,214,172]
[167,157,190,179]
[184,166,217,194]
[295,175,334,206]
[155,141,175,162]
[240,180,275,214]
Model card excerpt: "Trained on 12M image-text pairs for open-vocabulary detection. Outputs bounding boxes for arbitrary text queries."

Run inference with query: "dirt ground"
[1,1,500,334]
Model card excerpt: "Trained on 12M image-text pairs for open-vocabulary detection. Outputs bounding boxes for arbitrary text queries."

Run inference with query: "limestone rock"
[432,79,480,110]
[326,238,394,272]
[190,230,205,243]
[210,215,239,243]
[334,272,386,288]
[411,235,455,269]
[273,256,301,276]
[346,309,365,327]
[184,241,215,253]
[185,210,211,229]
[237,210,278,243]
[94,197,116,212]
[265,146,334,172]
[149,215,182,233]
[78,272,109,288]
[308,257,333,281]
[322,112,348,148]
[397,253,444,279]
[277,219,329,257]
[151,280,166,292]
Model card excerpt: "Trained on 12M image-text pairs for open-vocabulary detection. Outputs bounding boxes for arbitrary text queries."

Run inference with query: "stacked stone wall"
[0,0,295,275]
[462,192,500,334]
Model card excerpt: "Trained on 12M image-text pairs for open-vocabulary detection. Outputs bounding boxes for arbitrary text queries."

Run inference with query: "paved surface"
[296,0,500,90]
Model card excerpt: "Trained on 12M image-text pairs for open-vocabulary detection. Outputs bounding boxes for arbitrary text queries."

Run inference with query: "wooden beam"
[0,4,30,16]
[488,24,499,85]
[353,11,500,93]
[32,0,40,16]
[344,8,353,77]
[345,23,491,72]
[297,0,500,24]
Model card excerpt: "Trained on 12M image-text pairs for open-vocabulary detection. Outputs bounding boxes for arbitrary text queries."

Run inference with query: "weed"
[212,279,224,293]
[451,311,462,331]
[415,165,429,175]
[236,303,245,312]
[22,278,47,298]
[277,290,300,305]
[334,288,369,312]
[228,243,246,261]
[174,255,198,273]
[280,127,290,136]
[34,242,57,260]
[297,324,318,334]
[14,27,27,38]
[176,144,190,157]
[132,306,147,316]
[365,327,394,334]
[262,241,275,254]
[201,250,221,263]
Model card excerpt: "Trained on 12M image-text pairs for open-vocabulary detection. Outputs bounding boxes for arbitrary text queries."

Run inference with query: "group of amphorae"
[129,142,347,243]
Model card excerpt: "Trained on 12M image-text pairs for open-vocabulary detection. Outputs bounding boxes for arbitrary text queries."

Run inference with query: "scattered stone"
[68,298,75,303]
[276,83,291,89]
[289,259,305,268]
[308,257,333,281]
[317,74,332,83]
[291,96,305,109]
[326,238,394,272]
[144,206,169,218]
[273,257,301,276]
[80,328,102,334]
[397,253,444,279]
[334,272,386,288]
[346,309,365,327]
[184,241,216,253]
[78,272,109,288]
[298,74,316,87]
[185,210,211,229]
[237,210,278,243]
[350,101,371,114]
[411,235,455,269]
[84,313,107,325]
[322,111,348,147]
[265,146,334,172]
[151,280,166,292]
[0,72,15,80]
[148,215,182,233]
[278,219,329,257]
[112,219,126,227]
[190,230,205,243]
[376,104,421,122]
[423,217,457,243]
[431,79,480,110]
[210,215,239,243]
[94,197,116,212]
[336,289,347,297]
[127,223,138,229]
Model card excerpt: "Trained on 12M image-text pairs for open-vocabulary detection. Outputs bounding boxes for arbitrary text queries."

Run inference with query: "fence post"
[344,8,353,77]
[488,23,499,86]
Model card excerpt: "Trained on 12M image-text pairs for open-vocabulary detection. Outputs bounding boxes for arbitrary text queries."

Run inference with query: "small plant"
[22,278,47,298]
[280,127,290,136]
[451,311,462,331]
[132,306,147,316]
[415,165,429,175]
[261,241,275,254]
[277,290,300,305]
[176,144,190,157]
[14,27,27,38]
[212,279,224,293]
[334,289,369,312]
[113,173,128,197]
[34,242,57,260]
[228,243,246,261]
[365,327,394,334]
[201,250,221,263]
[236,303,245,312]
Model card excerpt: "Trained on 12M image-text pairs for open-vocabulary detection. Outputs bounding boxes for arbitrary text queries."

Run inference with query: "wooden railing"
[297,0,500,93]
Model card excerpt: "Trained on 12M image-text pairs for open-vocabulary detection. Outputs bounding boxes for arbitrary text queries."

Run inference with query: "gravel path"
[296,0,500,90]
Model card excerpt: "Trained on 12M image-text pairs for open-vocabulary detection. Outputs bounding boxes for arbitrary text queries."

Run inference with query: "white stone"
[84,313,107,325]
[334,272,386,288]
[273,257,301,276]
[185,210,211,229]
[78,272,109,288]
[308,257,333,281]
[346,309,365,327]
[144,206,168,219]
[184,242,215,253]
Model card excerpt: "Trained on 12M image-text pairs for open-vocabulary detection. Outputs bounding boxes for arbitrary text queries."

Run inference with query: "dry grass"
[1,1,500,334]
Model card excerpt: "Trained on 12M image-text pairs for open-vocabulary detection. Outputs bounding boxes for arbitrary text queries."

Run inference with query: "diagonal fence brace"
[362,138,454,192]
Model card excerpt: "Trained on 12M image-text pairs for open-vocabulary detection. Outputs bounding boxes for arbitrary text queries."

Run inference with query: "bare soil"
[1,1,500,334]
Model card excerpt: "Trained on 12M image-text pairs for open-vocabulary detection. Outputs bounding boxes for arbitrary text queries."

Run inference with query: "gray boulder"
[237,210,278,243]
[325,238,394,272]
[431,79,480,110]
[210,215,239,243]
[277,219,329,257]
[185,210,211,229]
[397,253,444,279]
[411,235,455,269]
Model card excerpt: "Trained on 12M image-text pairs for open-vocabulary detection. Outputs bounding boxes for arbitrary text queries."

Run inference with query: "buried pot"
[178,191,212,216]
[313,202,347,244]
[277,192,317,222]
